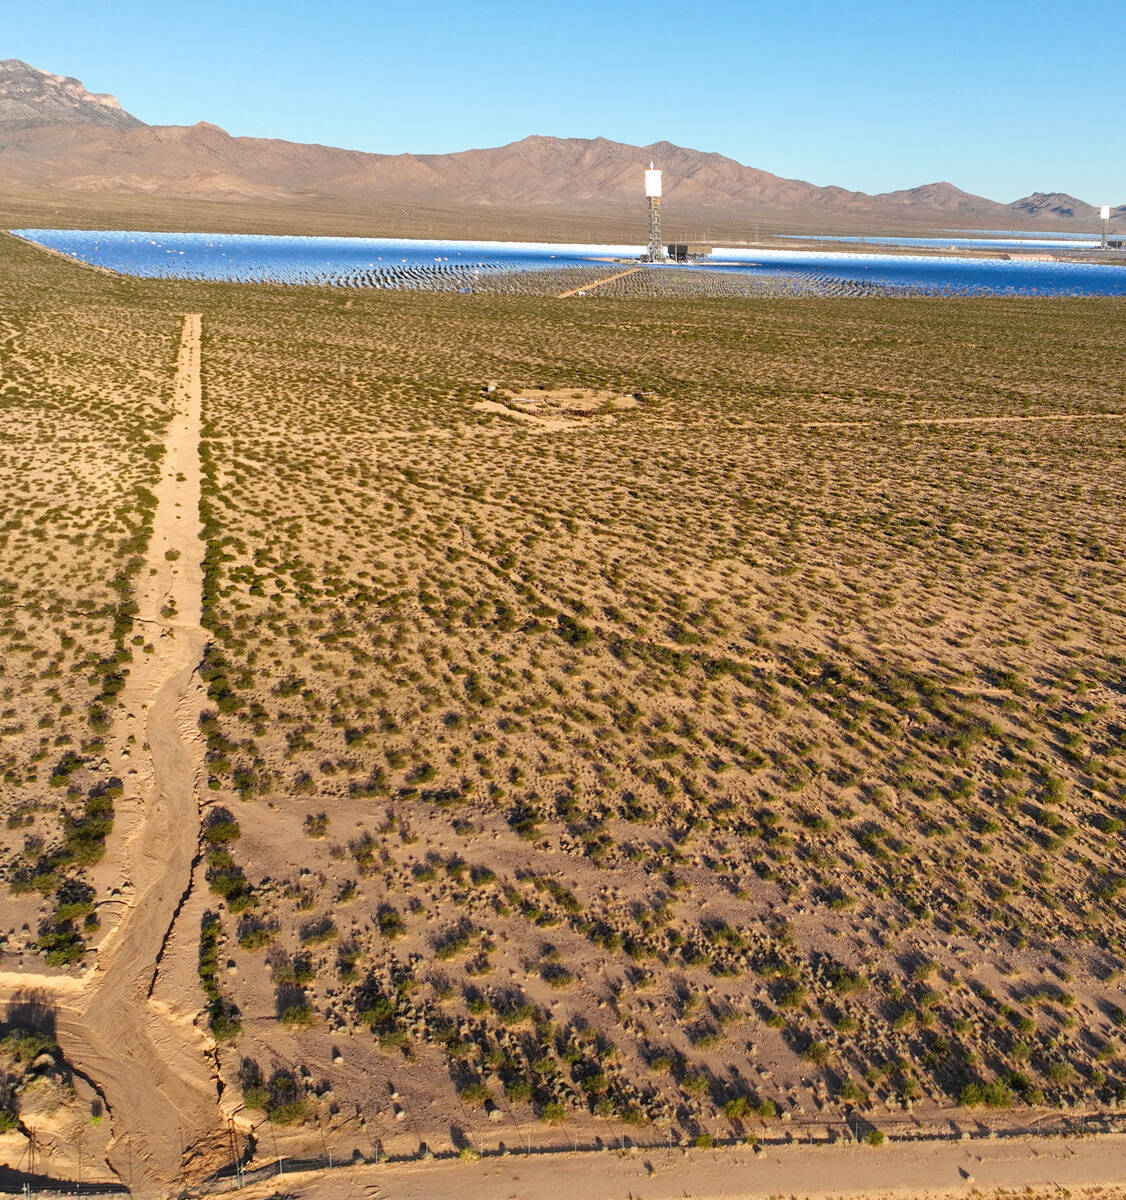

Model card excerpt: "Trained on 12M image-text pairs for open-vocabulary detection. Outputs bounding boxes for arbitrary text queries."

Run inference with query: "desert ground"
[234,1133,1126,1200]
[0,225,1124,1199]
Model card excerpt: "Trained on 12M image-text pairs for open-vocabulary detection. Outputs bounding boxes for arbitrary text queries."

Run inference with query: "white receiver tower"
[1100,204,1111,249]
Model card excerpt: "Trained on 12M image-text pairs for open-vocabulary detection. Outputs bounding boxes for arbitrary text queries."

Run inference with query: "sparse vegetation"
[2,227,1124,1167]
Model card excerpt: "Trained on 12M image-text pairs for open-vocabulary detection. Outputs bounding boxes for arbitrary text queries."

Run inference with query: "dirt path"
[2,314,224,1194]
[557,267,643,298]
[0,310,31,388]
[238,1130,1126,1200]
[901,411,1126,426]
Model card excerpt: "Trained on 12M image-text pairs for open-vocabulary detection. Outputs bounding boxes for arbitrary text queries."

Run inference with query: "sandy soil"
[2,234,1125,1198]
[236,1132,1126,1200]
[163,286,1124,1186]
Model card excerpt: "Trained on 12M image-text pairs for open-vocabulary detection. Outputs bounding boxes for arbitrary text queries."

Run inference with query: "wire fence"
[4,1107,1125,1197]
[195,1107,1126,1196]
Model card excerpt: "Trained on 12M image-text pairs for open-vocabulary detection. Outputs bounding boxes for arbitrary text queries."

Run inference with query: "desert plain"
[0,221,1124,1200]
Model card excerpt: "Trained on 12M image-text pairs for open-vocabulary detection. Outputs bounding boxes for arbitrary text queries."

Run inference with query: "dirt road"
[557,267,643,297]
[2,314,224,1193]
[238,1130,1126,1200]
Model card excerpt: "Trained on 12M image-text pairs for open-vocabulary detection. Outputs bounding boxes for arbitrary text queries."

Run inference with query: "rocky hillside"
[0,59,143,131]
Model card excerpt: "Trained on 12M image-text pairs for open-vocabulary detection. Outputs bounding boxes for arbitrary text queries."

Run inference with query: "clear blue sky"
[8,0,1124,203]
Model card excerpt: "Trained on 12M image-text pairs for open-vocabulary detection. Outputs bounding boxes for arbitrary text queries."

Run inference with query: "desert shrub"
[35,918,84,966]
[959,1080,1013,1108]
[777,983,807,1010]
[802,1040,830,1065]
[1,1029,57,1063]
[276,984,313,1026]
[434,922,474,959]
[237,915,274,951]
[1046,1060,1076,1086]
[265,1069,308,1124]
[303,812,329,837]
[377,905,405,939]
[202,807,241,844]
[199,911,241,1040]
[53,877,95,922]
[458,1082,490,1106]
[299,916,337,945]
[205,850,255,911]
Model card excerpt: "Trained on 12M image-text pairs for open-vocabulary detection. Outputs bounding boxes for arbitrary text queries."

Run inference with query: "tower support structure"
[647,196,664,261]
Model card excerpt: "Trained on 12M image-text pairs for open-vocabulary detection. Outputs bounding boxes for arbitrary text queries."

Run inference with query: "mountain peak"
[0,58,143,131]
[1007,191,1096,220]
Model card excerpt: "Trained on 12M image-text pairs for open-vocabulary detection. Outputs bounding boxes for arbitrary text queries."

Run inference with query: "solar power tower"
[644,163,666,261]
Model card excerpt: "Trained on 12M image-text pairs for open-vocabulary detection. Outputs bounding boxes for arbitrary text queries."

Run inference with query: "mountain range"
[1,59,1121,236]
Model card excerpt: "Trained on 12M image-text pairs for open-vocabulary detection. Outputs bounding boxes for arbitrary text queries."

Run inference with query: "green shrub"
[458,1082,490,1106]
[959,1080,1013,1108]
[203,808,241,844]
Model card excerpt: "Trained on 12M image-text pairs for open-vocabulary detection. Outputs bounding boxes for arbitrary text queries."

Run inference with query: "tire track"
[557,266,643,297]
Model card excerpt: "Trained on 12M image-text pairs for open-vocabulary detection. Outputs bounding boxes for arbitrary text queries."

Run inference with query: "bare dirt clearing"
[473,384,644,430]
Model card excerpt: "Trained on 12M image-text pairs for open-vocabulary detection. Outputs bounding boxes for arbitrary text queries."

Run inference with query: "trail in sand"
[2,314,225,1196]
[557,267,643,297]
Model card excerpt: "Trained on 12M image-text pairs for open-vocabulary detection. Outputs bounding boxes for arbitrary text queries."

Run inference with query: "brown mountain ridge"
[2,59,1122,236]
